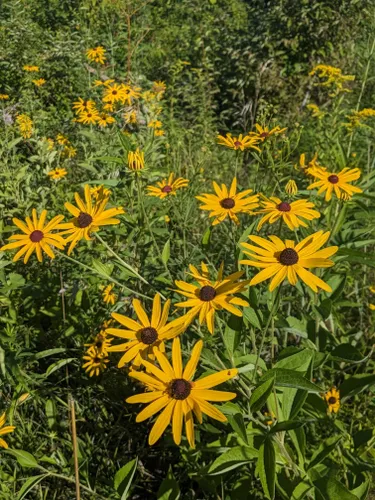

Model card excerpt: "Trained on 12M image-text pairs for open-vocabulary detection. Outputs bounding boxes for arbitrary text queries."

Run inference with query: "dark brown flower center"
[94,357,100,363]
[260,132,269,138]
[328,396,337,404]
[169,378,191,400]
[77,212,93,228]
[112,90,117,95]
[234,141,242,147]
[29,230,44,242]
[96,340,103,349]
[161,185,172,193]
[328,174,339,184]
[140,327,158,345]
[87,113,92,118]
[278,248,299,266]
[220,197,235,209]
[199,285,216,301]
[277,202,291,212]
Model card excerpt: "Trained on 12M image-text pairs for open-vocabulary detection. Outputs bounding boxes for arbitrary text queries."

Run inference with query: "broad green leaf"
[157,466,180,500]
[258,439,275,500]
[260,369,322,393]
[330,344,364,363]
[114,457,138,499]
[6,449,39,468]
[243,307,262,330]
[249,376,275,413]
[307,435,342,470]
[45,399,57,429]
[268,420,304,434]
[161,239,170,265]
[314,476,357,500]
[340,374,375,400]
[202,227,211,247]
[34,348,67,360]
[291,481,313,500]
[91,259,113,277]
[17,474,48,500]
[350,476,370,499]
[45,358,75,377]
[221,402,248,444]
[208,446,258,475]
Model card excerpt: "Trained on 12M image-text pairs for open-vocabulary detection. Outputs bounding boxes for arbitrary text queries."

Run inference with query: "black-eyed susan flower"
[324,387,340,413]
[63,145,77,158]
[0,209,65,263]
[0,412,15,449]
[369,304,375,311]
[148,119,163,129]
[307,167,362,201]
[217,133,261,152]
[147,173,189,199]
[126,337,238,447]
[56,133,69,145]
[155,129,165,137]
[249,124,287,141]
[76,109,100,125]
[23,65,39,72]
[174,263,249,334]
[285,179,298,195]
[102,284,117,305]
[85,327,112,356]
[152,81,166,94]
[32,78,46,87]
[240,231,338,292]
[97,113,116,127]
[106,294,185,369]
[58,184,124,255]
[128,148,145,171]
[102,83,128,104]
[48,168,67,180]
[369,286,375,294]
[72,98,96,114]
[196,177,259,226]
[16,114,33,139]
[90,185,112,200]
[82,346,109,377]
[0,94,9,100]
[295,153,319,173]
[124,110,137,124]
[256,196,320,231]
[86,46,106,65]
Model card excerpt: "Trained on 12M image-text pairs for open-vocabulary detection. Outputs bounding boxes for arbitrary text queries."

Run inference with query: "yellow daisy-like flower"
[97,113,116,127]
[86,46,106,65]
[369,286,375,294]
[152,81,166,94]
[58,184,124,255]
[196,177,259,226]
[76,109,100,125]
[126,337,238,448]
[46,138,54,150]
[82,346,109,377]
[306,103,325,119]
[148,119,163,129]
[307,167,362,201]
[94,79,115,87]
[85,331,112,356]
[0,413,15,449]
[23,65,39,72]
[250,124,287,141]
[0,94,9,100]
[369,304,375,311]
[72,98,96,114]
[56,133,69,145]
[174,263,249,334]
[256,196,320,231]
[217,133,261,152]
[124,110,137,124]
[0,209,65,264]
[155,129,165,137]
[90,185,112,200]
[324,387,340,413]
[285,180,298,196]
[102,284,117,305]
[295,153,319,173]
[240,231,338,293]
[106,294,185,369]
[32,78,46,87]
[16,114,33,139]
[128,148,145,171]
[102,83,128,104]
[147,173,189,199]
[48,168,68,180]
[63,145,77,158]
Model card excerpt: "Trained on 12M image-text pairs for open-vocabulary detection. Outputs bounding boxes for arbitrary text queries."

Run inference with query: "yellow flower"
[307,167,362,201]
[94,79,115,87]
[16,114,33,139]
[147,173,189,199]
[285,180,298,196]
[97,113,116,127]
[309,65,355,96]
[196,177,259,226]
[256,196,320,231]
[0,94,9,100]
[126,337,238,448]
[58,184,124,255]
[102,284,117,305]
[85,331,112,356]
[164,215,170,223]
[155,129,165,137]
[72,98,96,114]
[152,81,166,94]
[148,119,163,129]
[128,148,145,171]
[324,388,340,413]
[249,124,287,141]
[102,83,130,104]
[369,286,375,294]
[86,46,106,65]
[48,168,68,180]
[240,231,338,293]
[174,263,249,334]
[23,65,39,72]
[32,78,46,87]
[306,103,325,119]
[90,185,112,200]
[124,110,137,124]
[142,90,157,101]
[76,109,100,125]
[46,138,54,150]
[217,133,261,152]
[344,108,375,129]
[63,145,77,158]
[56,133,69,145]
[295,153,320,173]
[0,412,15,449]
[0,209,65,264]
[106,294,185,369]
[82,347,109,377]
[369,304,375,311]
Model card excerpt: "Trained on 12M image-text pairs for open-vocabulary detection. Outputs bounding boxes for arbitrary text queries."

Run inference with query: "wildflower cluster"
[16,114,33,139]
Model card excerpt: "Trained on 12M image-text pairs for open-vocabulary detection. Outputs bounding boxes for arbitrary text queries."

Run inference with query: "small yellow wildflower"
[285,180,298,195]
[128,148,145,171]
[306,104,325,119]
[23,65,39,72]
[16,114,33,139]
[48,168,68,180]
[32,78,46,87]
[324,388,340,413]
[309,65,355,96]
[86,46,106,65]
[101,284,117,305]
[0,94,9,100]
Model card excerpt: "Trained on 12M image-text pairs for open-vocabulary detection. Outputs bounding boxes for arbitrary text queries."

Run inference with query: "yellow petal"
[135,394,170,422]
[194,368,238,389]
[172,337,183,378]
[183,340,203,380]
[148,399,176,445]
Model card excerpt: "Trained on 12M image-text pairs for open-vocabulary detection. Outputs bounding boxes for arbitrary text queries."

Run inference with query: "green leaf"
[350,476,370,499]
[221,402,248,444]
[260,369,322,393]
[17,474,48,500]
[6,449,39,468]
[258,439,275,500]
[250,375,275,413]
[114,457,138,499]
[45,358,75,377]
[202,227,211,247]
[45,399,57,429]
[157,466,180,500]
[307,435,342,470]
[243,307,262,330]
[330,344,364,363]
[34,348,67,360]
[161,239,170,265]
[340,374,375,400]
[208,446,258,475]
[291,481,313,500]
[7,137,23,150]
[268,420,304,434]
[91,259,113,277]
[314,476,357,500]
